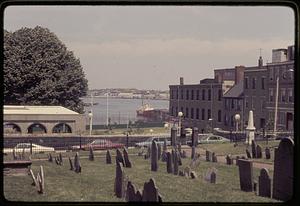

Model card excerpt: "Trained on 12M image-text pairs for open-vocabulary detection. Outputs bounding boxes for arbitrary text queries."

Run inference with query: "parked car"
[71,139,124,151]
[135,137,171,148]
[3,143,55,154]
[187,134,230,146]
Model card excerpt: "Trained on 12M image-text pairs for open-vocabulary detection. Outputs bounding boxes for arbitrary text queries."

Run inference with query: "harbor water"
[83,97,169,125]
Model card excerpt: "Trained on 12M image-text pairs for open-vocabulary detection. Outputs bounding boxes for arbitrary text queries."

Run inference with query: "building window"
[245,77,249,89]
[191,108,194,119]
[176,89,178,99]
[252,78,256,89]
[181,107,183,114]
[207,109,211,120]
[208,89,211,101]
[261,77,265,90]
[191,90,194,100]
[196,90,199,100]
[225,99,230,109]
[261,100,265,111]
[185,107,189,118]
[218,110,222,122]
[230,115,234,127]
[224,115,228,126]
[170,89,173,99]
[288,88,293,102]
[175,107,178,116]
[186,90,189,100]
[171,107,174,116]
[269,89,274,102]
[218,89,222,101]
[281,89,286,102]
[237,100,242,111]
[201,108,205,120]
[231,99,235,109]
[196,108,199,119]
[245,99,249,108]
[202,89,205,100]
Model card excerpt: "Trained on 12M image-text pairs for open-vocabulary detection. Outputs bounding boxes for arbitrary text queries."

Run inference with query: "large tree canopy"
[4,26,88,113]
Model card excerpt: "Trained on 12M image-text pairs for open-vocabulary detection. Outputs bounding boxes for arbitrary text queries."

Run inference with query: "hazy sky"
[4,6,294,90]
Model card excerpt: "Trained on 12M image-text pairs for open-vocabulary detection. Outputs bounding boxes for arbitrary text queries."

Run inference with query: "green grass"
[3,149,279,202]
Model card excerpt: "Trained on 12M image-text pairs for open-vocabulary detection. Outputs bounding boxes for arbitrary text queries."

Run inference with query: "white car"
[3,143,55,154]
[135,137,171,148]
[187,134,230,146]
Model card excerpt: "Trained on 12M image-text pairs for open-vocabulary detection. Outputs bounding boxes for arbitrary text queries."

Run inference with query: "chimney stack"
[180,77,184,85]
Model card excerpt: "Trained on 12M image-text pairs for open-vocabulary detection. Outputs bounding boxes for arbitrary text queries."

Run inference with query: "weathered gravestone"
[161,139,167,162]
[13,148,17,160]
[182,150,187,158]
[178,142,182,156]
[191,146,195,159]
[173,150,179,175]
[190,171,197,179]
[116,149,125,166]
[192,127,199,147]
[166,152,173,173]
[29,169,38,186]
[237,159,253,192]
[226,155,233,165]
[246,148,252,159]
[68,157,74,170]
[126,181,142,202]
[212,152,217,163]
[38,165,45,194]
[171,126,177,147]
[251,140,257,158]
[256,144,262,158]
[235,156,240,165]
[157,143,161,160]
[89,146,94,161]
[114,161,125,198]
[272,137,294,201]
[106,150,112,164]
[265,147,271,159]
[206,150,212,162]
[253,180,257,193]
[74,152,81,173]
[142,178,162,202]
[123,148,132,168]
[48,153,53,162]
[177,151,182,166]
[184,166,191,177]
[204,168,217,184]
[258,168,271,198]
[151,141,158,171]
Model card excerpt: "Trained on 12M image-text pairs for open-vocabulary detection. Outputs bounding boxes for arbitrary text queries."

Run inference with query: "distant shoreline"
[82,96,169,101]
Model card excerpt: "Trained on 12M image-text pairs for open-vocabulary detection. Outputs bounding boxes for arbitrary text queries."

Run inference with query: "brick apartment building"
[169,45,294,133]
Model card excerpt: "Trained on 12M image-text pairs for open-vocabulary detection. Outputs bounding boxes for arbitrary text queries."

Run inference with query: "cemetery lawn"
[4,150,280,202]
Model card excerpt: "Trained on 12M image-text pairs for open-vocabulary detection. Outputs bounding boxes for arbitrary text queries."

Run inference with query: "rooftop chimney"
[180,77,184,85]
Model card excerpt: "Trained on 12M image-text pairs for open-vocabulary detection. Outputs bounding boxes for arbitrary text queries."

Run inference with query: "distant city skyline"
[4,6,294,90]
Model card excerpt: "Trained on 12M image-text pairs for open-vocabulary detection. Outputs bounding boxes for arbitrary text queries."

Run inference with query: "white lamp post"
[178,111,183,135]
[164,123,169,133]
[235,114,240,143]
[88,111,93,136]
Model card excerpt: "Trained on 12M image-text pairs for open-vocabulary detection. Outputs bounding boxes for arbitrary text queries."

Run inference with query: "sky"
[4,6,294,90]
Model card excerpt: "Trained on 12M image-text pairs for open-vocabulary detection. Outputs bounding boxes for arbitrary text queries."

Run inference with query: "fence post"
[79,134,82,150]
[126,133,129,148]
[30,139,33,155]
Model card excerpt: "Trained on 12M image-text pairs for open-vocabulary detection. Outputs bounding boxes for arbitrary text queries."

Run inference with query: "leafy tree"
[4,26,88,113]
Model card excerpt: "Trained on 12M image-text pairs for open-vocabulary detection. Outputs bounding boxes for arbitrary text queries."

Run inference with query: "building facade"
[3,105,86,135]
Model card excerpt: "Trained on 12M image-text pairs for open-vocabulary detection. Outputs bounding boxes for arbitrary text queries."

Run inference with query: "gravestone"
[256,145,262,158]
[191,146,195,159]
[226,155,233,165]
[126,181,140,202]
[253,180,257,193]
[136,190,143,201]
[38,165,45,194]
[210,171,216,184]
[184,166,191,177]
[69,157,74,170]
[157,144,161,160]
[212,152,217,163]
[166,152,173,173]
[89,146,94,161]
[272,137,294,201]
[258,168,271,198]
[246,148,252,159]
[192,127,199,147]
[123,148,132,168]
[106,150,112,164]
[48,153,53,162]
[177,152,182,166]
[204,168,217,184]
[29,169,38,186]
[74,152,81,173]
[182,150,187,158]
[265,147,271,159]
[142,178,159,202]
[237,159,253,192]
[235,156,240,166]
[206,150,212,162]
[190,171,197,179]
[151,141,158,171]
[173,150,179,175]
[179,170,185,176]
[178,142,182,156]
[114,161,125,198]
[251,140,257,158]
[171,126,177,147]
[13,148,17,160]
[116,149,125,166]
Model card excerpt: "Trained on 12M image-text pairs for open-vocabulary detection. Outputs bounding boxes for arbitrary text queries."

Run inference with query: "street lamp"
[178,112,183,135]
[208,118,213,133]
[88,111,93,136]
[164,123,169,133]
[234,114,240,143]
[274,69,294,138]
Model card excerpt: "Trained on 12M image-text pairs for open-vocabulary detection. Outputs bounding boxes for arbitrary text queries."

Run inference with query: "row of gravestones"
[114,157,162,202]
[48,152,81,173]
[29,165,45,194]
[245,140,271,159]
[237,137,294,201]
[12,148,26,160]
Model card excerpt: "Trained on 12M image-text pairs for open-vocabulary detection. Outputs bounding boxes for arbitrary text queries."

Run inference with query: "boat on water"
[136,103,170,123]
